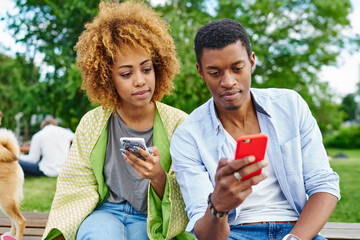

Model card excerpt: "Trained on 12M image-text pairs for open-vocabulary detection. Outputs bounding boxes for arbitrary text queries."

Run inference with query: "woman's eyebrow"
[117,59,151,69]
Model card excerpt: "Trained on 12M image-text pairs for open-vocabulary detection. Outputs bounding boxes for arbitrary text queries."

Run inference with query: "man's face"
[197,40,255,111]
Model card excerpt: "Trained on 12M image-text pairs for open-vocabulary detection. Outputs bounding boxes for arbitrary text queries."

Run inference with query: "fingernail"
[249,156,255,162]
[120,149,126,154]
[133,146,139,150]
[147,147,152,151]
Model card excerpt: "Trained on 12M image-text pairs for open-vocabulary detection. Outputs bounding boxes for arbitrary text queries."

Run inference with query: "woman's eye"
[121,72,132,78]
[143,67,152,73]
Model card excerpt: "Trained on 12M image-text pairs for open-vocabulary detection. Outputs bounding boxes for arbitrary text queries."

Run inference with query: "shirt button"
[216,147,219,151]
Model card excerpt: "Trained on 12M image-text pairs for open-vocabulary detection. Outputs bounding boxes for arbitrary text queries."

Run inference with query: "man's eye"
[209,71,219,76]
[234,66,244,72]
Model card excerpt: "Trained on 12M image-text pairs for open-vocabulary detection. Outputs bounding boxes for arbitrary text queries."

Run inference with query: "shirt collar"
[209,90,271,133]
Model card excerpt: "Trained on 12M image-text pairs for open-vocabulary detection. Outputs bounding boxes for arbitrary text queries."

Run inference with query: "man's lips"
[220,90,241,100]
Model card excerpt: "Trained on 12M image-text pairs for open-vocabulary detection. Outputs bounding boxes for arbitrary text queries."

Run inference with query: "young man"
[19,116,75,177]
[170,19,340,240]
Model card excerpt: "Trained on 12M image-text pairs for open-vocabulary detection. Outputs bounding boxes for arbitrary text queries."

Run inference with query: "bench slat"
[321,222,360,240]
[1,212,360,240]
[0,227,44,236]
[0,218,48,228]
[0,212,48,239]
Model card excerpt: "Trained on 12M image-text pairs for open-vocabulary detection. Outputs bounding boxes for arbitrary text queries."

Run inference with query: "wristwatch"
[282,234,301,240]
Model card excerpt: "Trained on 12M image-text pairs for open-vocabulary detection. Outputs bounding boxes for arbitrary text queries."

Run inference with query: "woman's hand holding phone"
[120,137,166,198]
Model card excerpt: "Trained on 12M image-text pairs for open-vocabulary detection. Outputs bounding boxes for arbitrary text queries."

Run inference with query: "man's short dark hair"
[194,19,252,68]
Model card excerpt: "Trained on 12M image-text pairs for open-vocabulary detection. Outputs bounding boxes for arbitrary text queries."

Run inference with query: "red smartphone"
[235,134,268,180]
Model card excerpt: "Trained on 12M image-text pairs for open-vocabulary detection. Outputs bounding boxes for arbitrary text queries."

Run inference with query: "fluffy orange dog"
[0,128,26,240]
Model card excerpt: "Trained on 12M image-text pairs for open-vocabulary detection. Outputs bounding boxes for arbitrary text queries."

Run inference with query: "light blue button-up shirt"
[170,88,340,233]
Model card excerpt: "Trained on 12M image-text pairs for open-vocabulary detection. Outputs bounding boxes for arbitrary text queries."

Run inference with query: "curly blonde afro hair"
[75,1,180,109]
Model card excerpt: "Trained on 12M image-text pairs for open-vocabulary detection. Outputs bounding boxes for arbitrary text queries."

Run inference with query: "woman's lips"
[132,90,150,99]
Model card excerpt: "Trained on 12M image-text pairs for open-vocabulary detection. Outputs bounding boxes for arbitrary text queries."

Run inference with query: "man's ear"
[250,52,256,73]
[196,62,204,80]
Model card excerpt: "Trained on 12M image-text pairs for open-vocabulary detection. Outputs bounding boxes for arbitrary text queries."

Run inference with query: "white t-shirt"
[19,125,75,176]
[223,130,298,225]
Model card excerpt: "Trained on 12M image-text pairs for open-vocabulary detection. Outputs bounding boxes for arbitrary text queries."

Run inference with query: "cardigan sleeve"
[147,102,195,240]
[43,112,103,240]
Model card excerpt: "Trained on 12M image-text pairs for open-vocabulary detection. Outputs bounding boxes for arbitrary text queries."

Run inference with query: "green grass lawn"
[16,148,360,223]
[21,177,57,212]
[327,148,360,223]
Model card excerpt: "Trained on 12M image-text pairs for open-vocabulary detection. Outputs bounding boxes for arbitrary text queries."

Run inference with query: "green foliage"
[0,53,41,138]
[156,1,214,113]
[6,0,100,131]
[3,0,358,133]
[340,93,357,121]
[327,148,360,222]
[160,0,353,133]
[325,125,360,148]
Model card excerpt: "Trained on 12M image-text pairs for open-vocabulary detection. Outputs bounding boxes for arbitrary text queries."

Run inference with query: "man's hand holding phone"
[210,134,269,213]
[234,134,268,180]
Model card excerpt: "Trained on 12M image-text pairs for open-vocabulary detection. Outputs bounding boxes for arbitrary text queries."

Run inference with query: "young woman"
[43,2,194,240]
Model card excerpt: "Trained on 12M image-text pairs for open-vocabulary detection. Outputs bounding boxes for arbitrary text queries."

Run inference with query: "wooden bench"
[0,212,49,240]
[321,222,360,240]
[1,212,359,239]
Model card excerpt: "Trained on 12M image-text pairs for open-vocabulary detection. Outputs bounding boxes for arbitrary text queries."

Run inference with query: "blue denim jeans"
[18,160,46,176]
[76,201,148,240]
[228,222,327,240]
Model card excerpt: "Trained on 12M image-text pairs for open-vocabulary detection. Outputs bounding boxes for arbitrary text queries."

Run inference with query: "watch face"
[285,235,301,240]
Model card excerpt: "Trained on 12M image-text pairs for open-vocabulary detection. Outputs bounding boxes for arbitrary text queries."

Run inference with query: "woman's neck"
[116,101,156,130]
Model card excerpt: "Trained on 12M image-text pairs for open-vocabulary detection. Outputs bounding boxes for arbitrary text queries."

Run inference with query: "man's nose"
[220,71,236,88]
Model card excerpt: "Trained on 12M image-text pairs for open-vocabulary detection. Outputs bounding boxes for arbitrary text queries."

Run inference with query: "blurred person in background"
[18,116,75,177]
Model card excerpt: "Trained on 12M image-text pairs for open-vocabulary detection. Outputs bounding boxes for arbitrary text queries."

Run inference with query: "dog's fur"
[0,128,26,240]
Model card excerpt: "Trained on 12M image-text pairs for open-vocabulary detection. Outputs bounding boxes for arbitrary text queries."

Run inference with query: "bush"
[325,125,360,148]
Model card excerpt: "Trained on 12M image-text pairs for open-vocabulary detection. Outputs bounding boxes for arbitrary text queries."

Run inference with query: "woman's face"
[111,49,155,109]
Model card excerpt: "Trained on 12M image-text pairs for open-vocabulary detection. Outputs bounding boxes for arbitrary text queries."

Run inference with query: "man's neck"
[216,97,260,140]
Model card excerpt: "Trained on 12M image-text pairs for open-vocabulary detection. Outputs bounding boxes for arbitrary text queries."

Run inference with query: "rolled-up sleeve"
[297,93,341,200]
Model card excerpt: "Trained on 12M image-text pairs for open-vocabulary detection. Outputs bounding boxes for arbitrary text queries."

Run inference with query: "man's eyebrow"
[205,60,245,69]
